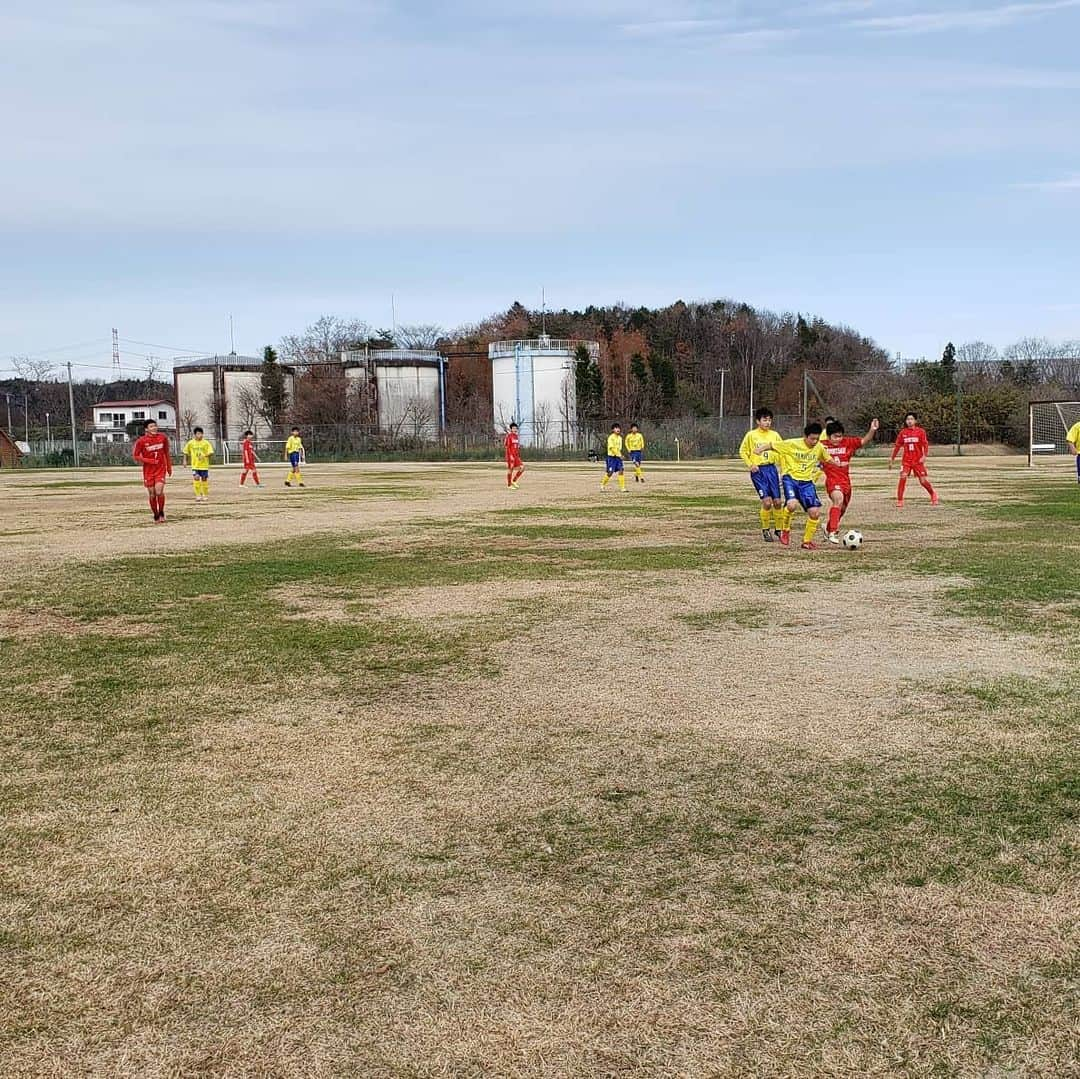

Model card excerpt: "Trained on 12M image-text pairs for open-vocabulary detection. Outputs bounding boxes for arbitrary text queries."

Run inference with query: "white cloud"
[852,0,1080,34]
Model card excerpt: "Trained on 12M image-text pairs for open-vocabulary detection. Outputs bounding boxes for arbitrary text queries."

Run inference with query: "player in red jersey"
[889,411,939,507]
[131,419,173,522]
[822,417,879,543]
[239,430,261,486]
[504,422,524,488]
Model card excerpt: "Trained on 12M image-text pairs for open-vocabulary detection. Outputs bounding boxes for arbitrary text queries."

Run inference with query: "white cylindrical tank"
[488,336,596,448]
[342,349,445,439]
[174,355,294,441]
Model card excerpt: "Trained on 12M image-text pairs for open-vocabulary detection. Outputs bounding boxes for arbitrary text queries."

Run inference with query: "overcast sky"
[2,0,1078,376]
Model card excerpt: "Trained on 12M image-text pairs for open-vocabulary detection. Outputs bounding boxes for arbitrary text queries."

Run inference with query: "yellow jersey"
[740,427,784,469]
[285,435,304,455]
[1067,421,1080,448]
[625,432,645,452]
[182,438,214,470]
[606,433,624,457]
[770,437,832,482]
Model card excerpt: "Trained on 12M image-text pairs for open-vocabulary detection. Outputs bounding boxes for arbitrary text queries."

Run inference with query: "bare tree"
[395,324,444,350]
[235,383,262,435]
[532,401,552,449]
[280,316,372,368]
[11,356,56,381]
[144,356,164,390]
[402,395,435,439]
[178,408,198,437]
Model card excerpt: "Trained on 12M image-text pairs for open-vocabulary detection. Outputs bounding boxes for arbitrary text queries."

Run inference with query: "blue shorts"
[750,463,781,501]
[629,450,643,465]
[289,452,301,468]
[606,455,624,474]
[782,475,821,510]
[192,469,209,480]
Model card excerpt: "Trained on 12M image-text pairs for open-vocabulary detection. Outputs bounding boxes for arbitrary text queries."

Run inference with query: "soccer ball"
[842,530,863,550]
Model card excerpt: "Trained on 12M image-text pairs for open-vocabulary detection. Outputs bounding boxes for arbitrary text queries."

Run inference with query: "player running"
[600,423,627,492]
[740,407,786,542]
[239,430,261,486]
[131,419,173,523]
[625,423,646,483]
[889,412,938,507]
[822,417,879,543]
[284,427,305,488]
[1067,419,1080,484]
[756,422,838,550]
[182,427,214,503]
[504,422,524,488]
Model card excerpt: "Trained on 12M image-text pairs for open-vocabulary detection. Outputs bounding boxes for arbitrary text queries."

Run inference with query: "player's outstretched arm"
[860,418,880,448]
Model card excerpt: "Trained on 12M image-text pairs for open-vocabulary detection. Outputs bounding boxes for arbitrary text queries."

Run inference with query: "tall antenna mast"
[391,293,397,340]
[229,314,236,355]
[541,288,546,335]
[111,328,121,376]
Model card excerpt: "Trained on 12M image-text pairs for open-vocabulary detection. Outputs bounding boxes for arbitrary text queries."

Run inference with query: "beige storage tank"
[341,349,446,439]
[174,354,294,441]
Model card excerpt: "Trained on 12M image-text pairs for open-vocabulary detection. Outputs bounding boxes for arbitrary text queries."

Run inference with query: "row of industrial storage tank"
[174,336,600,448]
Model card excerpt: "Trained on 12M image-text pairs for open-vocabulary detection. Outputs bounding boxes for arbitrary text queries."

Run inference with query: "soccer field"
[2,456,1077,1076]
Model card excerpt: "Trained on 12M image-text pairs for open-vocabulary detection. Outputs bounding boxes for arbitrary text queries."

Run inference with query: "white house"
[91,399,176,444]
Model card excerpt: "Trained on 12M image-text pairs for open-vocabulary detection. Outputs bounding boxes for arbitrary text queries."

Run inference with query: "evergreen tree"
[260,346,287,433]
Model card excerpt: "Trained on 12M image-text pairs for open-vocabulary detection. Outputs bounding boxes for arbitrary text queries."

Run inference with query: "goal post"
[1028,400,1080,466]
[221,439,288,466]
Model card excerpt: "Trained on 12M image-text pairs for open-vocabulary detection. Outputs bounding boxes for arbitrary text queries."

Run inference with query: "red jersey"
[892,426,929,463]
[504,430,521,464]
[821,436,862,488]
[241,438,257,468]
[132,433,172,478]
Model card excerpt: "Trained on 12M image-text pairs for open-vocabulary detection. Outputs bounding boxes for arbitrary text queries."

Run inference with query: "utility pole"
[24,393,29,442]
[4,393,10,434]
[67,362,79,467]
[748,364,755,427]
[46,411,51,451]
[802,369,809,428]
[955,369,963,456]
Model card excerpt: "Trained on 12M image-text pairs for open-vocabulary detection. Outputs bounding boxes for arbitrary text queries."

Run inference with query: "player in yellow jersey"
[182,427,215,502]
[284,427,305,488]
[740,407,786,542]
[625,423,646,483]
[600,423,627,492]
[1067,419,1080,484]
[756,422,838,550]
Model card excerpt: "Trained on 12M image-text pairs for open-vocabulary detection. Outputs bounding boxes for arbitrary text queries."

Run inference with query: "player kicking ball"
[504,422,525,488]
[889,412,938,507]
[740,406,786,541]
[757,422,838,549]
[822,417,879,544]
[131,419,173,523]
[600,423,627,492]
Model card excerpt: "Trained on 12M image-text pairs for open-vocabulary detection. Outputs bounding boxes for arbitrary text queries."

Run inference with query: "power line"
[118,336,213,354]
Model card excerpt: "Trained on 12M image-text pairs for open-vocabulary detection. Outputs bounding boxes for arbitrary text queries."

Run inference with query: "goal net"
[1028,400,1080,465]
[221,439,290,466]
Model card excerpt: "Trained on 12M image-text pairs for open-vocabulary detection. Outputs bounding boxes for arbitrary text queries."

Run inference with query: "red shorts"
[142,467,169,488]
[825,479,852,508]
[900,459,928,478]
[506,457,523,469]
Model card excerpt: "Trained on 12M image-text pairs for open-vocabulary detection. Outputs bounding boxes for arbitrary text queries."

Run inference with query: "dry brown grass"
[0,457,1076,1077]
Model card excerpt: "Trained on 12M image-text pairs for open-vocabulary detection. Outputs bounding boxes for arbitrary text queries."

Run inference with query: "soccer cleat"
[285,481,291,487]
[762,529,774,542]
[772,529,782,540]
[510,481,519,489]
[800,541,820,550]
[299,483,305,487]
[827,531,840,544]
[896,499,904,508]
[930,496,940,506]
[778,530,791,547]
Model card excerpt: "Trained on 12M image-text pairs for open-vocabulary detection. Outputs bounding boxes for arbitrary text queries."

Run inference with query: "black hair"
[754,407,773,422]
[905,411,918,422]
[291,426,300,432]
[630,422,639,429]
[509,422,518,429]
[825,420,844,436]
[193,426,203,435]
[243,429,253,438]
[824,415,835,424]
[612,422,622,430]
[804,421,823,437]
[142,419,157,431]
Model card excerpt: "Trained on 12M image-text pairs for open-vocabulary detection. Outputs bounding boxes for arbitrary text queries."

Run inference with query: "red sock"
[252,469,260,484]
[240,472,246,485]
[157,494,166,517]
[827,506,841,532]
[897,476,907,501]
[919,477,936,499]
[148,493,158,516]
